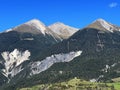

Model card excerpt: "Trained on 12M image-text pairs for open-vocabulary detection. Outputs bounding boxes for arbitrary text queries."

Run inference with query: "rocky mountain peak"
[25,19,46,34]
[87,18,120,33]
[48,22,78,39]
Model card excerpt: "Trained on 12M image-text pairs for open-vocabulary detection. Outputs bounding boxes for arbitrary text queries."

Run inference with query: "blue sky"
[0,0,120,32]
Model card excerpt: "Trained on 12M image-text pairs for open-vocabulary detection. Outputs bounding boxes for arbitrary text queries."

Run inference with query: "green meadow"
[18,78,120,90]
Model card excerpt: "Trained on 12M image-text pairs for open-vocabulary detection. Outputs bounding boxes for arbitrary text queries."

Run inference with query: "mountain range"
[0,18,120,90]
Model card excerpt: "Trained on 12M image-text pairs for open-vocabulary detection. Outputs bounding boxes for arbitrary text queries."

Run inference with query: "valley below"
[19,78,120,90]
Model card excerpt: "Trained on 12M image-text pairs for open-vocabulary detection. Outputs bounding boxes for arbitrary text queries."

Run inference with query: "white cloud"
[109,2,118,8]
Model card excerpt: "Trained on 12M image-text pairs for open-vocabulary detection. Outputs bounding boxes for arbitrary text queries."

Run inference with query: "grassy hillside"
[18,78,120,90]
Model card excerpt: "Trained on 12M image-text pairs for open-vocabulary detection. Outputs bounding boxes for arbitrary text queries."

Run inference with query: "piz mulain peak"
[48,22,78,39]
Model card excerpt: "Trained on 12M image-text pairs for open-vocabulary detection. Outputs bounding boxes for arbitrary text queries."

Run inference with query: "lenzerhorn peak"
[87,18,120,33]
[48,22,78,39]
[11,19,47,35]
[25,19,46,34]
[25,19,45,26]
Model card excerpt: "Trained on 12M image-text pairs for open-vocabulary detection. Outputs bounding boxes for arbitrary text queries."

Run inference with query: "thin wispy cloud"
[109,2,118,8]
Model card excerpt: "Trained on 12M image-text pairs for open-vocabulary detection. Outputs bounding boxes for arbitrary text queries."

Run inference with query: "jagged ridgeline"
[0,19,120,90]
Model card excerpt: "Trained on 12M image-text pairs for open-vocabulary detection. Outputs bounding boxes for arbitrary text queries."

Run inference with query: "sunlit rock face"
[1,49,31,77]
[48,22,78,39]
[87,19,120,33]
[30,51,82,75]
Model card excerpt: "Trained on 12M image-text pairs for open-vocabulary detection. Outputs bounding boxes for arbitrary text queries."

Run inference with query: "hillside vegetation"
[18,78,120,90]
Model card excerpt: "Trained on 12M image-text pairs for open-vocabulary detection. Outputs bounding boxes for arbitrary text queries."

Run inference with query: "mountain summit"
[25,19,46,34]
[10,19,48,35]
[87,18,120,32]
[48,22,78,39]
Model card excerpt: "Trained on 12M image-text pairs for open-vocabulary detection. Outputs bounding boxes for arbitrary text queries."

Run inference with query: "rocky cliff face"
[1,49,31,77]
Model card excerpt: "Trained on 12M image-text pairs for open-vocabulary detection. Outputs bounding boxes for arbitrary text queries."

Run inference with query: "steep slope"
[1,19,120,90]
[0,19,72,86]
[87,19,120,32]
[48,22,78,39]
[0,20,62,61]
[12,19,47,34]
[10,19,120,89]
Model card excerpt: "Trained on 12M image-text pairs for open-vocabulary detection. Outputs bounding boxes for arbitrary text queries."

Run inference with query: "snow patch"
[1,49,31,77]
[5,29,13,32]
[30,51,82,75]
